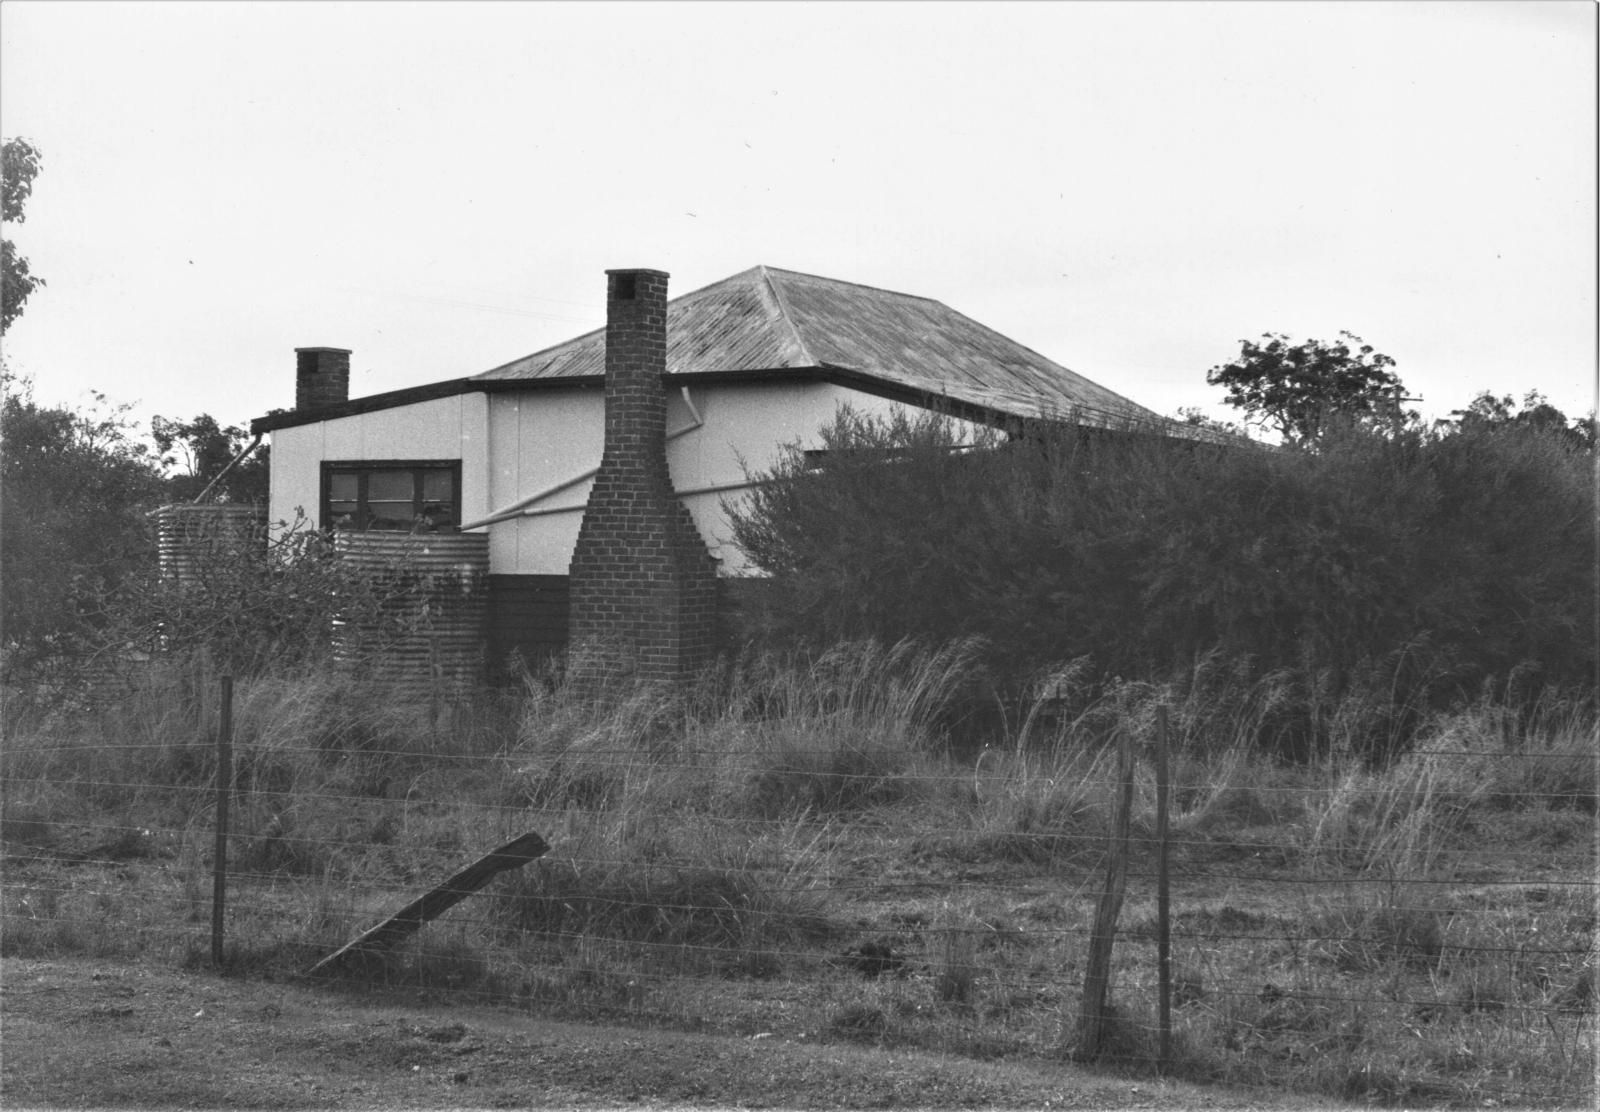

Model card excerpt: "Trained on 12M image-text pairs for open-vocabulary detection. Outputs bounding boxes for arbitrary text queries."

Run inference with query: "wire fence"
[3,668,1594,1107]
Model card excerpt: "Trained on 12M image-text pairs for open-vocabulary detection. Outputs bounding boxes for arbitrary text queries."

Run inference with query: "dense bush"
[1,377,276,680]
[1,509,433,705]
[0,385,167,674]
[101,516,423,677]
[727,407,1594,758]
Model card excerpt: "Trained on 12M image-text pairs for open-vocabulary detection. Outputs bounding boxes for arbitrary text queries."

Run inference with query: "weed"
[493,829,833,959]
[932,924,981,1006]
[830,1002,890,1041]
[1,645,1592,1108]
[963,745,1113,864]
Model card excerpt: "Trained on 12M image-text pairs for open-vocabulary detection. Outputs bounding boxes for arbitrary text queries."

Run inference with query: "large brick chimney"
[295,347,351,410]
[568,269,718,681]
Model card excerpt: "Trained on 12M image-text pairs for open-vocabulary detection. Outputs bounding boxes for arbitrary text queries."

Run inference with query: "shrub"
[728,639,977,814]
[0,385,167,678]
[728,406,1595,759]
[96,514,428,679]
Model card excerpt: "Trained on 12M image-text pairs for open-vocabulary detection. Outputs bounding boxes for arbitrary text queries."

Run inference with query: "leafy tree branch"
[1206,331,1410,445]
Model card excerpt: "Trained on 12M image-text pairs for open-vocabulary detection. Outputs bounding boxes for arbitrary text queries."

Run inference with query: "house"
[250,265,1163,681]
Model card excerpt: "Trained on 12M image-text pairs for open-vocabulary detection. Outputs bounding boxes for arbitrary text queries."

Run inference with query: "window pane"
[422,469,453,502]
[325,462,458,532]
[368,471,413,503]
[365,504,414,530]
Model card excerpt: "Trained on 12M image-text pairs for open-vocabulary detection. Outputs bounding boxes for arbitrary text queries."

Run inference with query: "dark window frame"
[321,459,463,533]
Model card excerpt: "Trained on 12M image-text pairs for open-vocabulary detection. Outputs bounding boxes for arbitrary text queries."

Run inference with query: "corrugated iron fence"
[3,664,1593,1106]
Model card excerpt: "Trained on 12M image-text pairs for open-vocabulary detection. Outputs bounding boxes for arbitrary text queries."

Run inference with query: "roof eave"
[249,361,1147,438]
[250,376,500,434]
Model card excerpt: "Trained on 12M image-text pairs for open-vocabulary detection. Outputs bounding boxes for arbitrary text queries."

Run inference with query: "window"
[322,461,462,532]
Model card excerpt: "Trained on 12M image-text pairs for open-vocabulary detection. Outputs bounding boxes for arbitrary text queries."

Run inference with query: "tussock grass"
[492,814,836,961]
[958,744,1115,864]
[2,641,1593,1107]
[723,638,978,815]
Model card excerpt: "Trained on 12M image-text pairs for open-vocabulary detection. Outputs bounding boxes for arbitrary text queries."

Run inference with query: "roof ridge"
[756,265,819,366]
[758,265,945,306]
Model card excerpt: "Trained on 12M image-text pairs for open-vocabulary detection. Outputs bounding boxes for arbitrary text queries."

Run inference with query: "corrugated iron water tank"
[331,532,489,689]
[154,504,267,588]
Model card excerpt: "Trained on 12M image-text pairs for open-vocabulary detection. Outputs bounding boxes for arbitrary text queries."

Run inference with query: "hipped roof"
[254,265,1168,434]
[474,266,1158,425]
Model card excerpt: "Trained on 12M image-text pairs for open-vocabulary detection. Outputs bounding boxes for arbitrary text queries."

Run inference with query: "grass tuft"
[1,642,1592,1108]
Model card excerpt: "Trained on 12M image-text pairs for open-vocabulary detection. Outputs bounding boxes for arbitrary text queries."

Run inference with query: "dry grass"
[1,643,1593,1107]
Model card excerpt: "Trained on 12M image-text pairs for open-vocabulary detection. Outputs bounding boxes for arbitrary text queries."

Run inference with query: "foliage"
[2,136,45,334]
[727,404,1594,759]
[1206,331,1409,445]
[0,379,167,672]
[1445,388,1594,451]
[97,515,420,678]
[729,408,1007,651]
[1174,406,1244,438]
[2,652,1591,1107]
[152,412,269,503]
[1,376,283,677]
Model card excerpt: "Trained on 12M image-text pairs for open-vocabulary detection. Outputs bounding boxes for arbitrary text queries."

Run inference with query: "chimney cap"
[604,268,669,279]
[295,346,353,354]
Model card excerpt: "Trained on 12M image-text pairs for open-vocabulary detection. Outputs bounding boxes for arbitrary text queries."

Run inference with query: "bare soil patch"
[1,957,1326,1110]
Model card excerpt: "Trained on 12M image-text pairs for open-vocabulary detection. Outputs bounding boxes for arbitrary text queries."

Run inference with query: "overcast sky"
[1,1,1594,437]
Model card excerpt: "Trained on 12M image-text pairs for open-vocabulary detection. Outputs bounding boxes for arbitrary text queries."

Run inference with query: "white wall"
[482,382,825,575]
[484,380,984,575]
[268,422,325,532]
[483,388,603,576]
[266,393,490,533]
[269,380,982,575]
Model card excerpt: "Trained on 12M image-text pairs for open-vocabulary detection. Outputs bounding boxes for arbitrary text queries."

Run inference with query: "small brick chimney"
[295,347,351,410]
[568,269,718,681]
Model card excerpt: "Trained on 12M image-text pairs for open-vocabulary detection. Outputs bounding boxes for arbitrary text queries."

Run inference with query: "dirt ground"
[0,957,1339,1111]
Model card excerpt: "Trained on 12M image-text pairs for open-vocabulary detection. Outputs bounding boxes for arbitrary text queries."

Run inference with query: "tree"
[0,379,167,671]
[2,137,45,335]
[152,412,269,503]
[1206,331,1410,445]
[1174,406,1246,438]
[1444,389,1594,451]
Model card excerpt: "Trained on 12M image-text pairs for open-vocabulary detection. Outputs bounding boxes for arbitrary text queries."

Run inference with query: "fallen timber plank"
[309,830,550,975]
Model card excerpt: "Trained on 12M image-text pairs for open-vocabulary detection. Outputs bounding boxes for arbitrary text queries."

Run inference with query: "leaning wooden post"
[212,675,234,967]
[309,830,550,975]
[1155,704,1173,1072]
[1076,724,1137,1061]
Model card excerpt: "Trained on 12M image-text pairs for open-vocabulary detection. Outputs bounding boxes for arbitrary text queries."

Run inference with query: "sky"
[1,1,1594,440]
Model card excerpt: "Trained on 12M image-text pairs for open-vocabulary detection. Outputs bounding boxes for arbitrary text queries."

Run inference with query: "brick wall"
[296,347,351,410]
[567,269,718,681]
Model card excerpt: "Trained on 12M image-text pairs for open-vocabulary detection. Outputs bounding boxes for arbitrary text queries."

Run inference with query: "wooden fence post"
[309,830,550,975]
[212,675,234,967]
[1076,725,1136,1060]
[1155,703,1172,1072]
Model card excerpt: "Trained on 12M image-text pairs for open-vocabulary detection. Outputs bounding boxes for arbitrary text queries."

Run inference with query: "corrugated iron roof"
[473,266,1159,423]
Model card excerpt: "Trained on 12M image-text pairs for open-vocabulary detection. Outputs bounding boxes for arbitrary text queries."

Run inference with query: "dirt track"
[1,957,1333,1110]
